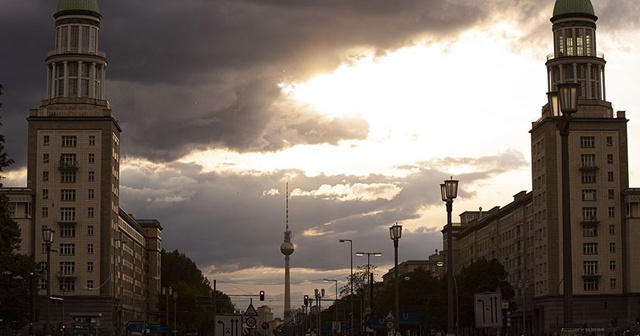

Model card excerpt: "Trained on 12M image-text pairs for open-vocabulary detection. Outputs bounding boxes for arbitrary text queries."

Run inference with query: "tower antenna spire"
[286,181,289,230]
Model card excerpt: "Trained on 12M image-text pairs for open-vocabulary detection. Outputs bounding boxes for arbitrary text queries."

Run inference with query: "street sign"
[244,303,258,317]
[245,317,257,328]
[474,292,502,328]
[216,315,243,336]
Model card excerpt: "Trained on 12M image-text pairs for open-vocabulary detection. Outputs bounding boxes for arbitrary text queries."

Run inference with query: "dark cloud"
[2,0,613,165]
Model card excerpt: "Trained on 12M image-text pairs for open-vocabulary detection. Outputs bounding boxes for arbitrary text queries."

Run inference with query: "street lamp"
[441,178,458,336]
[389,223,402,333]
[162,287,173,331]
[339,239,354,336]
[173,291,178,336]
[550,81,580,326]
[355,251,382,314]
[42,227,54,336]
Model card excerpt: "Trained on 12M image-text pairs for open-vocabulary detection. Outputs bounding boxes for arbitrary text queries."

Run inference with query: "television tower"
[280,183,295,319]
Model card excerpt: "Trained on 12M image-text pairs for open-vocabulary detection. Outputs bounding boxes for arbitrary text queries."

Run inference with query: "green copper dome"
[553,0,595,17]
[56,0,100,14]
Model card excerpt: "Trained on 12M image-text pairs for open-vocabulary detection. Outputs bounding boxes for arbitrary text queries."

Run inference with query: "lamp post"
[355,251,382,315]
[315,288,325,336]
[339,239,354,336]
[519,280,529,335]
[389,223,402,334]
[549,82,580,326]
[42,227,54,336]
[440,178,459,336]
[162,287,173,331]
[173,291,178,336]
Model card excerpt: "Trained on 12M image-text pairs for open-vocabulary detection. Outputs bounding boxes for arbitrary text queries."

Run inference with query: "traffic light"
[304,295,309,306]
[259,291,265,301]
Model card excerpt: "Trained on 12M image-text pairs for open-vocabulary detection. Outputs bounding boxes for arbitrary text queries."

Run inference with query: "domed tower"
[546,0,604,101]
[280,183,295,320]
[28,1,125,335]
[531,0,630,329]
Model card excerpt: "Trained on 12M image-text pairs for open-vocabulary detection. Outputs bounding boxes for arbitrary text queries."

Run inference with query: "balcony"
[581,270,601,278]
[56,271,77,279]
[58,160,79,171]
[579,163,599,172]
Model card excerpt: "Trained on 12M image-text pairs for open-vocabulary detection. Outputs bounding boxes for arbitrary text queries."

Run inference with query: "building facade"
[442,0,640,334]
[2,1,162,335]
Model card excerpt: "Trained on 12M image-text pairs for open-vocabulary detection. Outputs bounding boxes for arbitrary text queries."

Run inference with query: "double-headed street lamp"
[389,223,402,334]
[338,239,354,336]
[441,178,458,336]
[162,287,173,331]
[355,251,382,314]
[42,227,55,336]
[549,82,580,326]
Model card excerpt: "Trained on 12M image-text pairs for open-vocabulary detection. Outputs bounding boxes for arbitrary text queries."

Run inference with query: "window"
[583,223,598,237]
[42,189,49,200]
[582,207,597,221]
[608,172,614,182]
[61,136,77,147]
[583,278,599,291]
[583,243,598,255]
[582,190,596,201]
[42,207,49,218]
[87,243,94,254]
[44,135,50,146]
[87,225,94,236]
[43,171,49,181]
[60,207,76,222]
[610,260,616,270]
[60,279,75,291]
[609,243,616,253]
[606,136,613,146]
[581,154,596,168]
[60,244,75,256]
[581,172,596,184]
[8,205,15,217]
[608,207,615,217]
[59,261,75,276]
[88,171,95,182]
[43,153,49,163]
[87,262,94,272]
[60,153,77,165]
[61,189,76,202]
[87,280,94,289]
[607,154,614,164]
[580,136,595,148]
[88,153,95,164]
[88,207,94,218]
[610,278,617,289]
[59,224,75,238]
[88,189,95,200]
[89,135,96,145]
[61,171,76,183]
[609,225,615,235]
[583,261,598,275]
[608,189,615,199]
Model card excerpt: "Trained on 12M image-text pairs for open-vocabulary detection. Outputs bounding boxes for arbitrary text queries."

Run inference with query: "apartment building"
[443,1,640,334]
[2,1,163,335]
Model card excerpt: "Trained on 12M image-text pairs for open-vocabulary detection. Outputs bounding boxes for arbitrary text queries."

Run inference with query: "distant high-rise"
[279,183,295,319]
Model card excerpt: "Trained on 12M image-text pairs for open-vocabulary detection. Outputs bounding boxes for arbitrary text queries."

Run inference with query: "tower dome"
[552,0,596,19]
[56,0,101,18]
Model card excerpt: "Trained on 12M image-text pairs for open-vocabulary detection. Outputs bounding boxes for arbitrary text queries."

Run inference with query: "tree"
[0,83,38,331]
[455,258,514,330]
[159,249,235,336]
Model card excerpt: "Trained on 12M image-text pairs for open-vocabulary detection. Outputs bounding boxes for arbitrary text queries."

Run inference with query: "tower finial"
[285,182,289,230]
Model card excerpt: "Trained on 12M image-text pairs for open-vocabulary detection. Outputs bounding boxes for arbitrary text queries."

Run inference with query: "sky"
[1,0,640,318]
